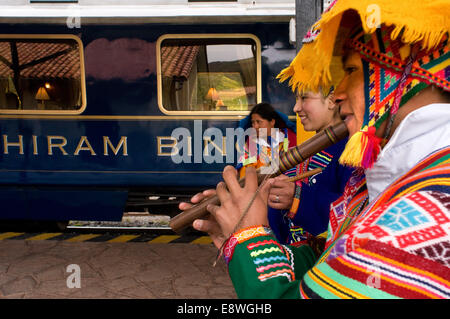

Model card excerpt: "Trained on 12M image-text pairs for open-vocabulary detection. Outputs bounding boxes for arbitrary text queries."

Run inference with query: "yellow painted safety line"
[25,233,62,241]
[148,235,180,244]
[0,231,210,244]
[107,234,140,243]
[66,234,101,242]
[0,232,24,240]
[190,236,213,245]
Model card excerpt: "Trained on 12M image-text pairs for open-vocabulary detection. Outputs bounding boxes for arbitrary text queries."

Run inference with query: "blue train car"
[0,0,297,223]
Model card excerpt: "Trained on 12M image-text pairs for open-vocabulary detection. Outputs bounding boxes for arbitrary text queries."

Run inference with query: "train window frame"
[0,34,87,115]
[156,33,261,116]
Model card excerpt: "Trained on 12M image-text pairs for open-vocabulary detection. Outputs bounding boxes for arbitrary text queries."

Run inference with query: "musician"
[267,88,353,248]
[186,0,449,298]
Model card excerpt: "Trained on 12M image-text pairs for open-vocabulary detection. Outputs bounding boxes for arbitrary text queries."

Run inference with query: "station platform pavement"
[0,238,237,299]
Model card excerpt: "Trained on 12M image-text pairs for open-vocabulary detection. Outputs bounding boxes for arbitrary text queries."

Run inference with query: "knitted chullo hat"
[278,0,450,169]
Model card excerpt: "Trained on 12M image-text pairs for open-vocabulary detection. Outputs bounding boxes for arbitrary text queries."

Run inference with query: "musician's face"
[251,113,275,137]
[334,50,366,136]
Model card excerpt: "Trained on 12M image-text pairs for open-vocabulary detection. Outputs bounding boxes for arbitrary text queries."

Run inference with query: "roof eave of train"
[0,4,295,20]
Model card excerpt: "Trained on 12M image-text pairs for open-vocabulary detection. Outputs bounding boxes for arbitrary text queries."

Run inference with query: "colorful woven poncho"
[278,0,450,169]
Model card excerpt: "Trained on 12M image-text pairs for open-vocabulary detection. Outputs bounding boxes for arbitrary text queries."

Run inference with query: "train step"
[68,213,171,230]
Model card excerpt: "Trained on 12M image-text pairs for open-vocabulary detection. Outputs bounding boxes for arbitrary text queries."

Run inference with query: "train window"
[0,35,86,114]
[157,34,261,114]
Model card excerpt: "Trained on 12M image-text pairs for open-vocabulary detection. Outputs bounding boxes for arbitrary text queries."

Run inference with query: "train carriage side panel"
[0,20,296,221]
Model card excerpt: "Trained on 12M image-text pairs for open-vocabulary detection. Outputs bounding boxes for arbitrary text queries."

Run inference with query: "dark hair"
[249,103,286,128]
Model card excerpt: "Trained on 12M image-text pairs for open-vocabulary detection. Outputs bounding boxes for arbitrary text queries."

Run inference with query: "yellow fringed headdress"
[278,0,450,169]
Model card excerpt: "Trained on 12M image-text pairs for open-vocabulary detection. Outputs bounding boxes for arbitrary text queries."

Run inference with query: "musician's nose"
[333,77,347,108]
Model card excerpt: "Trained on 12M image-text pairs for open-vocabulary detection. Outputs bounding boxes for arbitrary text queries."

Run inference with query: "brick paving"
[0,239,237,299]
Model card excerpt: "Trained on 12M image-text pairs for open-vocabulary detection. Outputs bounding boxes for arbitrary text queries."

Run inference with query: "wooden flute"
[286,167,322,183]
[169,121,349,233]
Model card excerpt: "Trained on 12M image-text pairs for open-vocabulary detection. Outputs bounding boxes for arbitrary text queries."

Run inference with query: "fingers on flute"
[222,165,241,194]
[216,181,230,204]
[202,189,216,197]
[274,174,290,181]
[191,193,206,203]
[178,202,192,210]
[186,189,215,205]
[179,189,214,210]
[193,218,216,233]
[206,202,220,218]
[243,166,258,191]
[272,178,292,189]
[193,219,225,249]
[206,201,231,231]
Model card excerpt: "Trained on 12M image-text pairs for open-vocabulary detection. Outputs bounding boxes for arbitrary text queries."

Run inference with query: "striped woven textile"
[301,240,450,299]
[367,147,450,212]
[324,168,368,256]
[301,146,450,298]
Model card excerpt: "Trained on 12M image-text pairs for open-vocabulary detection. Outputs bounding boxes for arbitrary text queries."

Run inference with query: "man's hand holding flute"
[178,166,303,250]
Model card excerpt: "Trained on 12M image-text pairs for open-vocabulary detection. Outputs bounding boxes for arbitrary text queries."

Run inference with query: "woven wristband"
[223,225,273,265]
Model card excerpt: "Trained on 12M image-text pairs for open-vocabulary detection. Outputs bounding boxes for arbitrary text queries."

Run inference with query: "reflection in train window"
[159,36,259,113]
[0,36,85,113]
